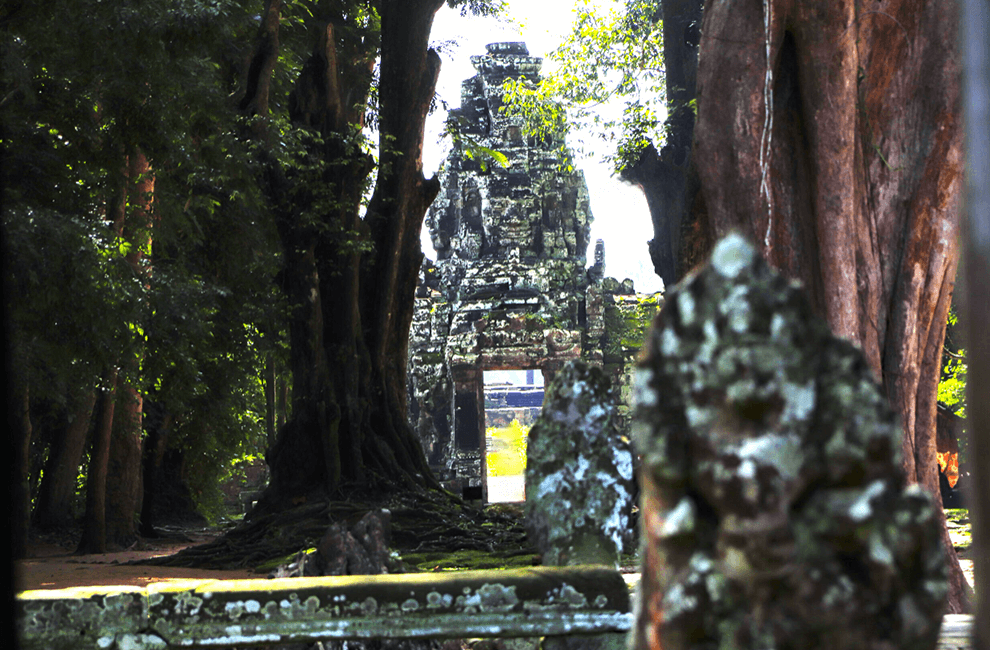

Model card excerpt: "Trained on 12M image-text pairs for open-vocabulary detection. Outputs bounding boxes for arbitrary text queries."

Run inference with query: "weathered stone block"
[632,233,948,650]
[19,567,632,649]
[407,42,662,500]
[525,361,635,567]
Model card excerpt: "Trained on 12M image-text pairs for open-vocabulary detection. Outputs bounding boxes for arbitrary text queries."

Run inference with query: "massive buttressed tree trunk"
[360,0,444,488]
[242,0,444,511]
[682,0,969,612]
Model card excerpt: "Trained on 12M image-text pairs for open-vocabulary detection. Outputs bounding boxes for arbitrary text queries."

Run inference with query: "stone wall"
[407,42,663,500]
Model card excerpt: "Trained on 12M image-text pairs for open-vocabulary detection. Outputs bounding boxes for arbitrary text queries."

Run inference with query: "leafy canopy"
[499,0,664,172]
[939,308,967,417]
[2,0,282,518]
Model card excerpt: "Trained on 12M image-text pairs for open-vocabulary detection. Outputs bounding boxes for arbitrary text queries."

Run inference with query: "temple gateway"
[407,42,663,501]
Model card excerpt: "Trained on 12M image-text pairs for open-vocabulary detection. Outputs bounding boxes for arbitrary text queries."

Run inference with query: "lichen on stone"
[525,361,635,567]
[633,233,948,650]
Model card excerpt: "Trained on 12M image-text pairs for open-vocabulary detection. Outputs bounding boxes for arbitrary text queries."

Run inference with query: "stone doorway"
[483,369,545,503]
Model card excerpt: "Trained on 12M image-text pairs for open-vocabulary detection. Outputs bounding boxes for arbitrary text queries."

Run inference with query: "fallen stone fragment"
[269,509,396,579]
[633,233,948,650]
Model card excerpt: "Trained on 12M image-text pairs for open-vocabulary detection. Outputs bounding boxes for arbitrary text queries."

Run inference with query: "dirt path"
[15,529,259,592]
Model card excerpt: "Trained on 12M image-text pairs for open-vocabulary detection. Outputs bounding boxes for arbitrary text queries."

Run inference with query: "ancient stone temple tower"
[429,41,592,285]
[408,42,661,500]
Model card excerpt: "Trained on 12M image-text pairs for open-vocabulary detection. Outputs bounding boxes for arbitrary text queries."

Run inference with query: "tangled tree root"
[135,485,531,571]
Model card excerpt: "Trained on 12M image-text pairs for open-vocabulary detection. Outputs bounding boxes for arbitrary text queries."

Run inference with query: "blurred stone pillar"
[961,1,990,646]
[632,234,948,650]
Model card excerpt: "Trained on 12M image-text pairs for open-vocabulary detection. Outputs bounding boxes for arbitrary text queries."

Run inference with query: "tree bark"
[244,0,445,511]
[11,373,32,559]
[683,0,969,613]
[77,371,118,555]
[138,400,172,537]
[105,146,153,546]
[33,389,95,530]
[105,385,143,546]
[359,0,444,490]
[264,354,277,447]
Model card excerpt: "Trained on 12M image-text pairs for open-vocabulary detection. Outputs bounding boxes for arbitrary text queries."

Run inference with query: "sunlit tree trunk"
[682,0,969,612]
[78,146,154,551]
[76,151,130,555]
[106,147,153,546]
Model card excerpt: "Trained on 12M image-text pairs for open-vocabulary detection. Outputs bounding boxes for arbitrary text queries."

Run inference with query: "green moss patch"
[402,548,539,572]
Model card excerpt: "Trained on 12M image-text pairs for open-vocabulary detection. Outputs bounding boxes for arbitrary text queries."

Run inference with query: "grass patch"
[945,508,971,552]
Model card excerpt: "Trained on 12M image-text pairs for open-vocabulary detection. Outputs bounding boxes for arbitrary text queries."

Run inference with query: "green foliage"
[3,0,286,521]
[446,0,508,18]
[500,0,665,172]
[938,305,969,466]
[3,0,507,525]
[4,207,145,398]
[938,307,967,416]
[444,116,512,171]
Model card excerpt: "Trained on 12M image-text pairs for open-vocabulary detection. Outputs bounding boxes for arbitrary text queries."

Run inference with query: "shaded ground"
[15,508,974,593]
[15,493,538,591]
[15,526,257,591]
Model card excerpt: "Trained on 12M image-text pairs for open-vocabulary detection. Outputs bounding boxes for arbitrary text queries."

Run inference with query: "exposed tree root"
[134,484,531,571]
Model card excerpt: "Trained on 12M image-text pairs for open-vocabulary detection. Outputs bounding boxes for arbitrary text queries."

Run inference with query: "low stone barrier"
[16,567,975,649]
[16,565,630,649]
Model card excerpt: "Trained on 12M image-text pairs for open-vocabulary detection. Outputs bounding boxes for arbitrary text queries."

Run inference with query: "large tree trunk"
[246,0,445,512]
[138,400,172,537]
[11,372,32,559]
[105,385,143,545]
[682,0,969,612]
[76,150,130,556]
[105,147,153,546]
[359,0,444,491]
[78,146,153,551]
[77,371,118,554]
[33,389,95,530]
